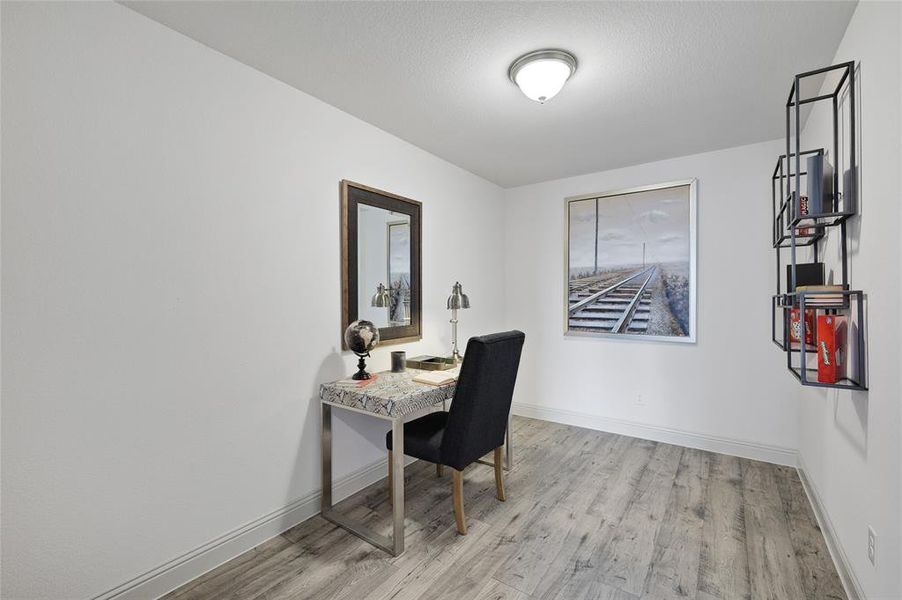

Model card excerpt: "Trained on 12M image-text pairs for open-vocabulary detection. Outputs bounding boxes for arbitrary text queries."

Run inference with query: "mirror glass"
[357,205,411,328]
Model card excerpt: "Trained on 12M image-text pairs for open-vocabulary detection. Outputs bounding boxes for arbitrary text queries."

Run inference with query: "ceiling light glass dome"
[508,49,578,104]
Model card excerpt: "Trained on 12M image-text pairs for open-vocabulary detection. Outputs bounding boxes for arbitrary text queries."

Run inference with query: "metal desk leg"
[320,401,405,556]
[321,402,332,511]
[390,418,405,555]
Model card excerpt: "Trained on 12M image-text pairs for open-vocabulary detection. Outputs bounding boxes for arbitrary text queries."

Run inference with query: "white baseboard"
[511,401,798,466]
[796,456,865,600]
[92,456,403,600]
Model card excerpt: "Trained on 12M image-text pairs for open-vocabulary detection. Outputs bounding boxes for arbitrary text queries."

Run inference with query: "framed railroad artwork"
[564,179,697,343]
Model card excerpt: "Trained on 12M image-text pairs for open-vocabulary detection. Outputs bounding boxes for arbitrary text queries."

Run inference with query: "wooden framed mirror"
[341,180,422,347]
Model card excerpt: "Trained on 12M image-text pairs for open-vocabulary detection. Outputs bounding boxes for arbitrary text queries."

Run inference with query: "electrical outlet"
[867,526,877,566]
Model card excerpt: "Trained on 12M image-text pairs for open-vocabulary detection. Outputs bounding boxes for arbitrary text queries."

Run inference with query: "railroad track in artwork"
[568,266,657,334]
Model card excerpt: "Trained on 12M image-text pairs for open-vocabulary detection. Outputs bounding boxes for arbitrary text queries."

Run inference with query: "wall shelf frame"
[772,61,867,391]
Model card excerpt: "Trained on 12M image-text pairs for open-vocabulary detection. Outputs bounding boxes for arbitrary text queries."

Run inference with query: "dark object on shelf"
[391,351,406,373]
[843,166,857,213]
[344,320,380,380]
[806,152,835,215]
[786,262,824,291]
[406,355,456,371]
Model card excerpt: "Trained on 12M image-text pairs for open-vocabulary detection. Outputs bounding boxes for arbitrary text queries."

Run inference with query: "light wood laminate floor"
[165,417,845,600]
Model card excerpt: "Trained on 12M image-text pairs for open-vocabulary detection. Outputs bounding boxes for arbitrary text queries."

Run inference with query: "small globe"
[344,320,380,356]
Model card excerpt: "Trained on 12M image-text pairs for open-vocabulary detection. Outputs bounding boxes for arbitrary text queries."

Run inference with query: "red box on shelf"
[817,314,848,384]
[790,308,815,347]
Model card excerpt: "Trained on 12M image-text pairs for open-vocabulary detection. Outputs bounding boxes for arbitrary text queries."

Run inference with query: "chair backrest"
[440,330,525,470]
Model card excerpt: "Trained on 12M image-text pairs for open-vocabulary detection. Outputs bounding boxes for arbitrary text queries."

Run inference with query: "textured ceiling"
[122,1,856,188]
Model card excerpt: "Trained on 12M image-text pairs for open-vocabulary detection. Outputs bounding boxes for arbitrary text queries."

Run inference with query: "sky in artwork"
[569,185,690,270]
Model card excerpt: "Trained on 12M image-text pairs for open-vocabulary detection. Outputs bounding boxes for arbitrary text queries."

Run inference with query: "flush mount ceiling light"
[508,49,578,104]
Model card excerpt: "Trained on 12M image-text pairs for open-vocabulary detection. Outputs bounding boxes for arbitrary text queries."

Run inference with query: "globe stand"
[351,353,371,380]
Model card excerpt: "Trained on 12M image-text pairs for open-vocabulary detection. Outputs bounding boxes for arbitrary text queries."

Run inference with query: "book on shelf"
[817,314,847,384]
[412,371,457,386]
[796,285,844,292]
[797,284,845,305]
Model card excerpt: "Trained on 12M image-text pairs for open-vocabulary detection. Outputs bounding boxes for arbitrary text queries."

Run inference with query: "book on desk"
[412,371,458,386]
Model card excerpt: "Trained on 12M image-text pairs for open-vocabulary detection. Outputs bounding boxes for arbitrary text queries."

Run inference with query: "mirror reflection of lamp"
[371,283,390,308]
[446,281,470,364]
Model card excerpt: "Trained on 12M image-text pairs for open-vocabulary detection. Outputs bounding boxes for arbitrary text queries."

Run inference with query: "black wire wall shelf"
[771,61,868,391]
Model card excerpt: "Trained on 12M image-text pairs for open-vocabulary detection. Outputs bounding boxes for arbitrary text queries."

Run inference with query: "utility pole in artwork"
[642,242,646,267]
[594,198,599,275]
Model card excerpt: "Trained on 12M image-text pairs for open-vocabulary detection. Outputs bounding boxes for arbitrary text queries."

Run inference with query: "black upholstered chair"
[386,330,525,534]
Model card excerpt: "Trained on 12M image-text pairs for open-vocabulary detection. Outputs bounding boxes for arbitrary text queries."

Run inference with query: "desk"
[319,368,512,555]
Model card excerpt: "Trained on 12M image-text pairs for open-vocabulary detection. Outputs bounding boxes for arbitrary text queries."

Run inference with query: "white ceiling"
[122,1,856,188]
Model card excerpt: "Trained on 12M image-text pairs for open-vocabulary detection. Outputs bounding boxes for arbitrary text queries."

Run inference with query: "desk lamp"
[446,281,470,364]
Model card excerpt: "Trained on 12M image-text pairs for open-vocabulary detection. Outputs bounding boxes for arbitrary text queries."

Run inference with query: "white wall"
[503,140,800,462]
[796,3,902,599]
[0,2,505,598]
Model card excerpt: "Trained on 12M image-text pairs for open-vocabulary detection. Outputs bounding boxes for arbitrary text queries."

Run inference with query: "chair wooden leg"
[452,468,467,535]
[494,447,506,501]
[388,450,393,501]
[436,463,444,477]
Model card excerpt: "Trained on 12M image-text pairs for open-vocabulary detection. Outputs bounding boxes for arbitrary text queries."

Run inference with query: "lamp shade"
[446,281,470,310]
[371,283,390,307]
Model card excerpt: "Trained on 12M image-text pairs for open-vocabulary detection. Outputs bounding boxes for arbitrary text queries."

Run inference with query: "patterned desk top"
[319,369,458,418]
